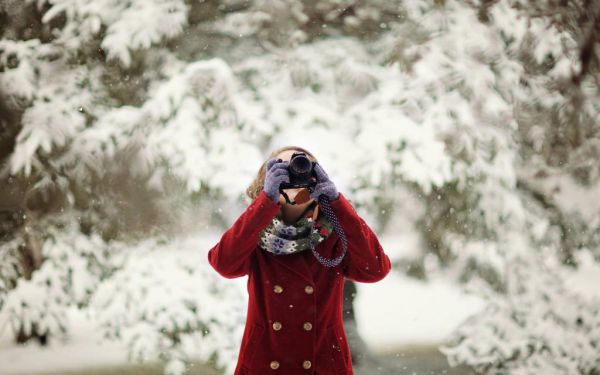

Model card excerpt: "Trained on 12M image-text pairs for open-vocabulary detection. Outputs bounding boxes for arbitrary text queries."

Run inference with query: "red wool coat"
[208,190,392,375]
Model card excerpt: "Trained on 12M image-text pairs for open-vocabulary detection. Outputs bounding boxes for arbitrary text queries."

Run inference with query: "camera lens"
[290,154,311,174]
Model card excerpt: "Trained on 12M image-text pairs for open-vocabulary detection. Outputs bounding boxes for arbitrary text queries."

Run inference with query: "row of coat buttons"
[271,321,313,331]
[270,360,312,370]
[270,284,314,370]
[273,284,314,294]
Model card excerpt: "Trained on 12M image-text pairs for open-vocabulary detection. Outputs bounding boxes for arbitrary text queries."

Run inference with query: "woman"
[207,146,391,375]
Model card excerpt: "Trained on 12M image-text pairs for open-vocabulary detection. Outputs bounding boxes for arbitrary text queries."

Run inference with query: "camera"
[278,152,318,204]
[279,152,318,190]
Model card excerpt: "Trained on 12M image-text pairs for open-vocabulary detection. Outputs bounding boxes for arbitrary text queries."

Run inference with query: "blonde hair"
[245,146,319,200]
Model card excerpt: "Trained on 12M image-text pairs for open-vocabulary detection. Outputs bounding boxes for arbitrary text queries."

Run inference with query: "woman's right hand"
[263,158,290,203]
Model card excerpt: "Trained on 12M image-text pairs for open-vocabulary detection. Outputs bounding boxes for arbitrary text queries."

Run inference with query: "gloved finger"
[309,184,323,195]
[313,163,329,182]
[270,168,290,178]
[268,161,288,173]
[266,158,279,170]
[272,171,290,181]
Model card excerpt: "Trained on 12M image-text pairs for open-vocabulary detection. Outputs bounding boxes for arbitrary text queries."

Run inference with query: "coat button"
[272,321,282,331]
[303,322,313,331]
[304,285,314,294]
[302,360,312,369]
[273,285,283,294]
[270,360,280,370]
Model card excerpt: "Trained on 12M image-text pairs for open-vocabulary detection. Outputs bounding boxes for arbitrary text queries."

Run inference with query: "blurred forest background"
[1,0,600,374]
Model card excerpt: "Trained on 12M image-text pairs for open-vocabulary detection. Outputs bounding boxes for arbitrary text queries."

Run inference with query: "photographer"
[208,146,391,375]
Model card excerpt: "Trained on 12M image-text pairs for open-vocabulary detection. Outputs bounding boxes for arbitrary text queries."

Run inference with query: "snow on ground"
[355,270,486,352]
[0,307,129,375]
[1,232,599,374]
[353,232,487,352]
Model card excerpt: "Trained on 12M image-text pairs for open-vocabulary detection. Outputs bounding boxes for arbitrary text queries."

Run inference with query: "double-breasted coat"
[208,190,392,375]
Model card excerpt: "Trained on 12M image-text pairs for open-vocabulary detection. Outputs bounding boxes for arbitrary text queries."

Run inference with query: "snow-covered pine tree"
[0,1,266,372]
[2,0,600,374]
[390,1,600,372]
[0,1,407,373]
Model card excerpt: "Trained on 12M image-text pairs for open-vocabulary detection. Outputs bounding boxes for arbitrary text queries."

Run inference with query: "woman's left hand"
[310,163,339,201]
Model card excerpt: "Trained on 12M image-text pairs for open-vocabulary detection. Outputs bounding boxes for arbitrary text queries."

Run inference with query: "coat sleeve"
[328,192,392,283]
[207,190,281,279]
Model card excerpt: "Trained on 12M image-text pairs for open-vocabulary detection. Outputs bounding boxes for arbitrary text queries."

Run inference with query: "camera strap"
[310,195,347,268]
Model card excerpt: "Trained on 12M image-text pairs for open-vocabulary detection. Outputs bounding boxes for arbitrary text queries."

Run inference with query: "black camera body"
[279,152,318,204]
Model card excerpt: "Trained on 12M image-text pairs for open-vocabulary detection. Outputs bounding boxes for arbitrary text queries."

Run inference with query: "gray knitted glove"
[309,162,339,201]
[263,158,290,203]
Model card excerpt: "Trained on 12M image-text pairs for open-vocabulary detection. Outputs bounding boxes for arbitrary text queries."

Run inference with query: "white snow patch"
[354,271,487,352]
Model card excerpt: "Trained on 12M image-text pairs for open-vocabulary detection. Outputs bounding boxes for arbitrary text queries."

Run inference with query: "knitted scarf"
[259,201,334,255]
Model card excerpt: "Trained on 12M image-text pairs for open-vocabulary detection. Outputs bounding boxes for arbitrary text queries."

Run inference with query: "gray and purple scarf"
[258,202,334,255]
